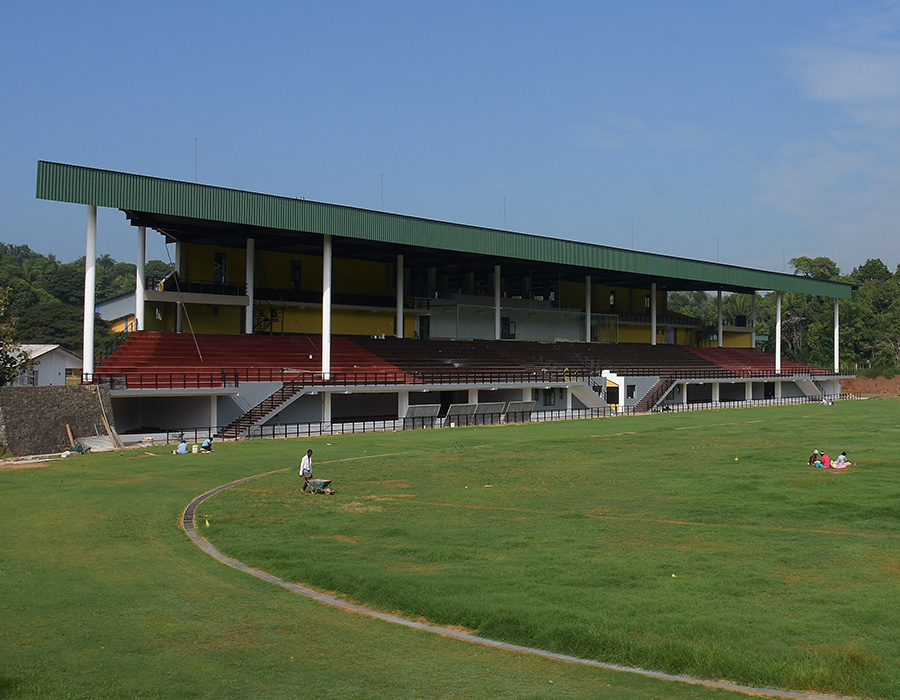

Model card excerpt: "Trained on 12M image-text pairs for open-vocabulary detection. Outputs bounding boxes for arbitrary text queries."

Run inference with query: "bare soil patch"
[0,459,56,471]
[841,376,900,395]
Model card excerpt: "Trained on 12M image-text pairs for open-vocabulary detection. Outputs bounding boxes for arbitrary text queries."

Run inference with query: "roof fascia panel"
[36,161,852,299]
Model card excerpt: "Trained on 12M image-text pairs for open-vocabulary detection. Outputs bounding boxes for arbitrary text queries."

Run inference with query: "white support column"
[717,290,723,348]
[397,390,409,420]
[775,291,783,375]
[745,380,753,403]
[209,395,218,431]
[585,275,592,342]
[175,241,184,333]
[245,238,255,334]
[775,381,783,400]
[427,267,437,298]
[682,383,689,407]
[833,298,840,374]
[651,282,657,346]
[322,235,332,380]
[396,254,404,338]
[322,392,332,424]
[750,293,756,347]
[712,382,720,405]
[82,206,97,378]
[494,264,501,340]
[135,226,146,332]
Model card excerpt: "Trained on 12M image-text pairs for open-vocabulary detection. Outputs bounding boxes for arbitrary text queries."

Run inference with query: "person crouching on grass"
[300,449,313,493]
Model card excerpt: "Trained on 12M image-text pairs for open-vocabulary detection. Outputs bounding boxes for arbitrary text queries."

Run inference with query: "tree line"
[0,243,172,354]
[668,256,900,374]
[0,244,897,374]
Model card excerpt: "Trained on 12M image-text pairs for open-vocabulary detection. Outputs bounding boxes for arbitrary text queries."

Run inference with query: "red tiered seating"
[353,338,722,379]
[97,333,827,390]
[683,346,831,376]
[95,332,410,388]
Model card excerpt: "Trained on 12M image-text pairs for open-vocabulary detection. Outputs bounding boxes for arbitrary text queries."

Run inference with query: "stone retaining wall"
[0,385,116,456]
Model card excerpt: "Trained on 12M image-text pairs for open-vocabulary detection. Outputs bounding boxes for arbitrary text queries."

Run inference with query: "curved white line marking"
[180,464,860,700]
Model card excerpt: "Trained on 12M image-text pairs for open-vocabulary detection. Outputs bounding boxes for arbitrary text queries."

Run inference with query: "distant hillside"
[0,243,171,352]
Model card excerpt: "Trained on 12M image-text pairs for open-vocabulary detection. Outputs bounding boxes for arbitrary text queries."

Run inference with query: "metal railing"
[161,393,862,445]
[89,367,595,390]
[651,393,858,413]
[94,327,133,367]
[164,406,633,444]
[610,366,840,379]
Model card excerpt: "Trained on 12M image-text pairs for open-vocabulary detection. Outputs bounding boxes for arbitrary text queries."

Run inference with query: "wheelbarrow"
[307,478,333,494]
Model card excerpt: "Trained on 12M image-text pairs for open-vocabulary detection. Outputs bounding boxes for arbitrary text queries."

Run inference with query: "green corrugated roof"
[36,160,853,299]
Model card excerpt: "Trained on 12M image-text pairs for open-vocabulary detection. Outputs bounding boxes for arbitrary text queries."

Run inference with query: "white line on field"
[179,468,861,700]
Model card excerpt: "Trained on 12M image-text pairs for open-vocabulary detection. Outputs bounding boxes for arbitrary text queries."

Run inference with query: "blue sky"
[3,1,900,276]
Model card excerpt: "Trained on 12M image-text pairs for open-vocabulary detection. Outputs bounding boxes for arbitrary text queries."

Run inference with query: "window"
[290,260,302,290]
[214,252,227,285]
[543,389,556,406]
[609,291,616,312]
[626,384,636,399]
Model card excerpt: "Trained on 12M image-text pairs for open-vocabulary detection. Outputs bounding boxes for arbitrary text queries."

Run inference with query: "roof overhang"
[36,161,854,299]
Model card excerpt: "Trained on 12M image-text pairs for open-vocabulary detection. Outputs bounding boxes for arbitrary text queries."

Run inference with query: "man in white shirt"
[300,449,313,493]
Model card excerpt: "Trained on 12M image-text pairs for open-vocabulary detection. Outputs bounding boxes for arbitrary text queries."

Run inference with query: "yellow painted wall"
[183,304,243,334]
[186,246,395,297]
[722,331,753,348]
[143,302,177,332]
[279,308,397,336]
[675,328,698,345]
[110,315,135,334]
[615,325,667,344]
[184,243,247,285]
[618,326,651,343]
[335,258,393,296]
[257,252,322,291]
[562,281,665,315]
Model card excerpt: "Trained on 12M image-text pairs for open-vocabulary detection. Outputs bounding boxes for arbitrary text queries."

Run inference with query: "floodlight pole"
[82,205,97,379]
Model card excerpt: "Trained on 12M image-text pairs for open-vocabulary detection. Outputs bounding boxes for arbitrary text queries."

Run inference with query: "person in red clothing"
[820,452,831,468]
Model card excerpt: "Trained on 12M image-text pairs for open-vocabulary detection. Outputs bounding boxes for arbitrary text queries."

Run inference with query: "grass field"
[2,399,899,699]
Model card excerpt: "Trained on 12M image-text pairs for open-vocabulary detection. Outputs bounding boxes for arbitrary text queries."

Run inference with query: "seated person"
[201,437,213,452]
[808,450,820,466]
[833,451,852,468]
[174,439,188,455]
[820,452,831,468]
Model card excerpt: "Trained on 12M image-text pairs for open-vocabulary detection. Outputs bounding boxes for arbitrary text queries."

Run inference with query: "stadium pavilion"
[36,161,854,438]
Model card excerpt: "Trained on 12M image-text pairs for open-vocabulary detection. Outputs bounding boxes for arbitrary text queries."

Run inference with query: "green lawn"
[3,399,898,698]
